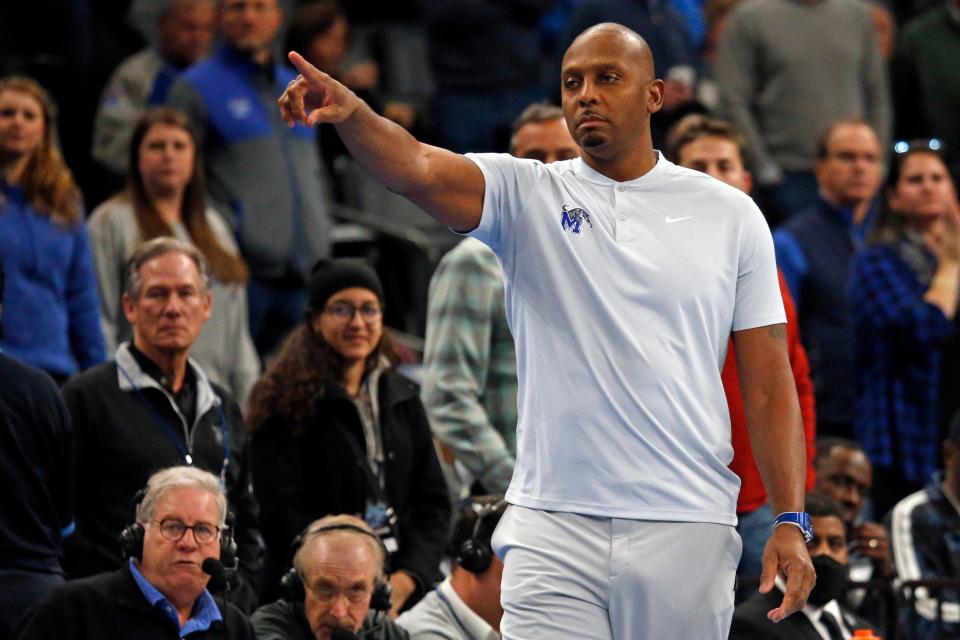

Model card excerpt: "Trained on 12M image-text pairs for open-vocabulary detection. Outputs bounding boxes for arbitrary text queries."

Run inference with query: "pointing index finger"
[288,51,324,82]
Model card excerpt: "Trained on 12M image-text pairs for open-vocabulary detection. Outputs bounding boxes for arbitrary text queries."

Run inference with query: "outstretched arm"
[278,52,485,232]
[733,323,815,623]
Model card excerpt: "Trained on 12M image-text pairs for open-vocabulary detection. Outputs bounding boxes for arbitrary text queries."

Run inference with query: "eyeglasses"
[306,583,373,604]
[893,138,943,154]
[154,519,221,545]
[324,302,382,321]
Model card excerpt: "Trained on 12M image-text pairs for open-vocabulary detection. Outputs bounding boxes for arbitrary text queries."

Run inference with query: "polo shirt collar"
[436,578,499,640]
[571,151,670,189]
[128,558,222,636]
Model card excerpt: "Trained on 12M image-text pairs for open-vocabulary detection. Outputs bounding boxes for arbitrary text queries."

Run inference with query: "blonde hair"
[0,76,81,224]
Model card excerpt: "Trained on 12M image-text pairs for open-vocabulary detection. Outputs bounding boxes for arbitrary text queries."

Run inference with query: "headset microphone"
[202,557,232,637]
[202,558,228,591]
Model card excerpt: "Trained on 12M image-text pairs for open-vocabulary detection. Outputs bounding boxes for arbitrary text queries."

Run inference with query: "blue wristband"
[773,511,813,543]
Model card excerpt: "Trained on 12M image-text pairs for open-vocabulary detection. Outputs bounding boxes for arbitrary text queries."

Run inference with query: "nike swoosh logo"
[665,216,695,223]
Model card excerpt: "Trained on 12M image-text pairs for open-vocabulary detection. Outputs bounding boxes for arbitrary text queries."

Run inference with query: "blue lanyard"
[435,587,476,640]
[117,362,231,489]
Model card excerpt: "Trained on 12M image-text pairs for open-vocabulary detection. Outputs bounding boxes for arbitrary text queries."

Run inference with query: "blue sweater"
[0,183,105,376]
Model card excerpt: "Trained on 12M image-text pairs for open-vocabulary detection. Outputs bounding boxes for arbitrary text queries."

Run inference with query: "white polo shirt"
[464,153,785,526]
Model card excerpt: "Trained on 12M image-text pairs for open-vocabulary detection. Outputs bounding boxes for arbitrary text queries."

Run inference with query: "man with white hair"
[13,466,255,638]
[252,514,409,640]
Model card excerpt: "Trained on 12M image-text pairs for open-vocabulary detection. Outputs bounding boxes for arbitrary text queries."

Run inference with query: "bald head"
[564,23,655,81]
[559,22,662,173]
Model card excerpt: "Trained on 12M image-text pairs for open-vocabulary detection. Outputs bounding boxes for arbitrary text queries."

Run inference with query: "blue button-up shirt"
[128,558,222,637]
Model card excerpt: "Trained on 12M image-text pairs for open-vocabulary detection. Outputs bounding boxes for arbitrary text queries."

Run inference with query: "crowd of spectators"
[2,0,960,637]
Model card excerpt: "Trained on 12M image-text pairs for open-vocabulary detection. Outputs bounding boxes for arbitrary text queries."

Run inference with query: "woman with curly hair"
[0,75,105,381]
[248,259,449,613]
[850,142,960,518]
[88,106,259,403]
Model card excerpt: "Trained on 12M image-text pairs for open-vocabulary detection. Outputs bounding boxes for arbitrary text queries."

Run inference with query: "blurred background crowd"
[1,0,960,638]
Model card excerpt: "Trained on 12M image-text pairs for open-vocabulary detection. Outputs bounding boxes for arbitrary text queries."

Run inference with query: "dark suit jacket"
[12,567,255,639]
[729,589,877,640]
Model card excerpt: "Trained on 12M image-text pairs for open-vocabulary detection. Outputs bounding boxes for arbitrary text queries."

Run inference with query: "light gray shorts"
[492,505,742,639]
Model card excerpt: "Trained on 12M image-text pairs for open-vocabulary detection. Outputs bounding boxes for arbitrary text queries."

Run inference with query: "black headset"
[119,486,238,569]
[454,498,507,575]
[281,523,392,612]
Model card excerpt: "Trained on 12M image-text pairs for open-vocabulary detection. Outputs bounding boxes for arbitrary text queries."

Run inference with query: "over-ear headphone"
[281,523,392,611]
[455,498,507,575]
[118,486,238,569]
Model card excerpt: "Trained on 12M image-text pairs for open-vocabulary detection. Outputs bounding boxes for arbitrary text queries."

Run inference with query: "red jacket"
[725,270,816,513]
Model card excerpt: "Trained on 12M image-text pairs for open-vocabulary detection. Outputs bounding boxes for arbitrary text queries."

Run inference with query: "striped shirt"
[889,473,960,638]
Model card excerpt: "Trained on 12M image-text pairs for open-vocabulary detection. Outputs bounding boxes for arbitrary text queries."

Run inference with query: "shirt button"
[616,186,625,192]
[618,214,627,221]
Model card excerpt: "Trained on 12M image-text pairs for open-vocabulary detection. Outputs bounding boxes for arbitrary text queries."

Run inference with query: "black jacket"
[730,588,877,639]
[12,567,254,639]
[252,370,450,598]
[0,353,73,573]
[61,345,262,612]
[251,600,410,640]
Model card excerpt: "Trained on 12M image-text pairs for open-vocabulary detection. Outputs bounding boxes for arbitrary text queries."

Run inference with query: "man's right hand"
[760,524,816,623]
[278,52,362,128]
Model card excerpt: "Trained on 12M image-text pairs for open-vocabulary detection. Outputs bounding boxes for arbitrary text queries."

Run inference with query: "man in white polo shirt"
[277,21,815,640]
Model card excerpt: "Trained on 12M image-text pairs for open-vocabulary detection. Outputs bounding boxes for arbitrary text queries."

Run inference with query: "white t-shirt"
[465,153,785,525]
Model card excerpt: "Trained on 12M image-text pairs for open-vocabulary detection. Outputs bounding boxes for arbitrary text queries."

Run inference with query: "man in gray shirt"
[397,498,505,640]
[715,0,890,225]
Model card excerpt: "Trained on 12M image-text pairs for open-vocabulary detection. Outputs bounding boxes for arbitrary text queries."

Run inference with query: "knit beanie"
[307,259,384,312]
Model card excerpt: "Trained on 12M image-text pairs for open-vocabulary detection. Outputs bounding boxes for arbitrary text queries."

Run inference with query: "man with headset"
[61,237,261,612]
[12,466,255,638]
[251,515,410,640]
[397,498,506,640]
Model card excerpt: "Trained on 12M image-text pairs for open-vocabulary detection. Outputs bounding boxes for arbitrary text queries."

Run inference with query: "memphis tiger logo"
[560,205,593,235]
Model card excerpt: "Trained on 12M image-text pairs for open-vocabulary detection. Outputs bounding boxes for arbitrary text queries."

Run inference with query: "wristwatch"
[773,511,814,543]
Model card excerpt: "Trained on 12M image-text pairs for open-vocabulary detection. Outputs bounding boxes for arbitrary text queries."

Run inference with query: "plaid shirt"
[850,241,953,485]
[421,238,518,494]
